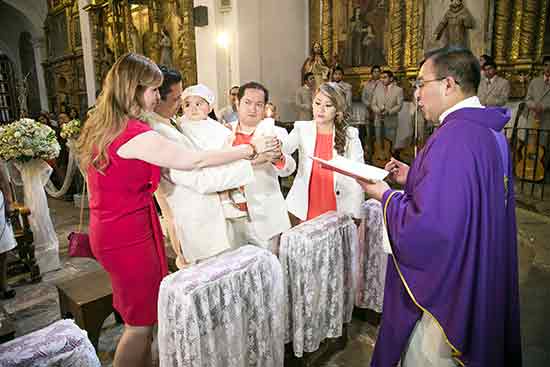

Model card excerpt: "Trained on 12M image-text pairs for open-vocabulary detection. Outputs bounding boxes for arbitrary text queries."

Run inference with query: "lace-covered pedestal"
[355,199,390,312]
[158,245,285,367]
[280,211,358,357]
[0,319,101,367]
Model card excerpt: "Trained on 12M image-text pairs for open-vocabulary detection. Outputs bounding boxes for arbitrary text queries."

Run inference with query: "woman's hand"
[384,157,409,186]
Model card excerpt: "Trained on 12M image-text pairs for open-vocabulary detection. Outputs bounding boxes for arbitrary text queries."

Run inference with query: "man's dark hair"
[542,56,550,65]
[303,72,314,83]
[483,60,497,70]
[382,70,394,79]
[238,81,269,103]
[333,66,344,75]
[229,85,240,94]
[371,65,381,73]
[480,54,493,63]
[422,47,480,95]
[158,65,183,101]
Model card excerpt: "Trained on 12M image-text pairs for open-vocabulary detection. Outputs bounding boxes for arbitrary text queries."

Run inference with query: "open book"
[310,156,389,182]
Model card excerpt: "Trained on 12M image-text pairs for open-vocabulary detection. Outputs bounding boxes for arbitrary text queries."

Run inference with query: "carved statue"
[128,19,143,55]
[99,46,115,85]
[344,7,367,66]
[434,0,475,48]
[17,72,31,117]
[159,28,173,67]
[302,42,330,89]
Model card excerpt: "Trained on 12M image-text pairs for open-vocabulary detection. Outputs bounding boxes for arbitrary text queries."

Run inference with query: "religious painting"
[338,0,388,67]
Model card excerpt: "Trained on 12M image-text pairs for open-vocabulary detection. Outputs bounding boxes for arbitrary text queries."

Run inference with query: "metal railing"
[504,126,549,200]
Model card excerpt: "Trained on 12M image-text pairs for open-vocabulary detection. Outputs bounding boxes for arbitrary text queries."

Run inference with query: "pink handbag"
[68,182,94,259]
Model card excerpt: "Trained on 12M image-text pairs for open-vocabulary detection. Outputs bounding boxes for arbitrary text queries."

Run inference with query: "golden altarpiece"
[309,0,550,101]
[84,0,197,91]
[44,0,87,115]
[43,0,197,115]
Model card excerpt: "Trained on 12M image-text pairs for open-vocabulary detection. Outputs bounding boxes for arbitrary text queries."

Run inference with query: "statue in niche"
[302,42,330,89]
[159,28,173,67]
[17,72,31,117]
[434,0,475,48]
[128,18,143,55]
[344,7,369,67]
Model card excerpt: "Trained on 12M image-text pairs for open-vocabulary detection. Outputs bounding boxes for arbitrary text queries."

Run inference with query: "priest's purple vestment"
[372,107,522,366]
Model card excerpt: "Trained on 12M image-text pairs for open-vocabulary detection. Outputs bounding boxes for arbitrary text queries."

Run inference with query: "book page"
[310,156,389,182]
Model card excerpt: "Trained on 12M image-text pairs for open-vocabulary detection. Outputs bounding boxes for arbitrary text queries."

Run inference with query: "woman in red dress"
[284,82,365,222]
[77,53,276,367]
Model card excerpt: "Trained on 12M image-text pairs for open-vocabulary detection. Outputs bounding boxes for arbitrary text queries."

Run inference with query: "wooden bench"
[55,268,121,351]
[55,247,178,350]
[0,305,16,344]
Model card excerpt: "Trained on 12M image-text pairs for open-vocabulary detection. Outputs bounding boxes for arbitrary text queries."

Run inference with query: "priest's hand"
[385,157,409,186]
[356,178,390,202]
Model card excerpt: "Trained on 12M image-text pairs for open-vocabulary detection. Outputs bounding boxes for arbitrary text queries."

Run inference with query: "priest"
[358,47,522,366]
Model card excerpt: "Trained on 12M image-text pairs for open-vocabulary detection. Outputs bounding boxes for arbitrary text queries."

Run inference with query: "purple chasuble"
[372,107,522,367]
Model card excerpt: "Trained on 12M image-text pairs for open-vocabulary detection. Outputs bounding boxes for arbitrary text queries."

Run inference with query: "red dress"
[88,120,168,326]
[307,132,337,220]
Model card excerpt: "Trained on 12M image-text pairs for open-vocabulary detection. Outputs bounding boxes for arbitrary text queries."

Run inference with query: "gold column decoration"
[309,0,321,46]
[320,0,333,62]
[535,0,549,61]
[518,0,538,63]
[389,0,404,68]
[510,0,524,61]
[493,0,512,64]
[404,0,413,67]
[411,0,423,68]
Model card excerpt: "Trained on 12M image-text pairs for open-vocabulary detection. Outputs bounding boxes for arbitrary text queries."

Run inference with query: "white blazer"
[144,113,254,262]
[229,119,296,240]
[283,121,365,220]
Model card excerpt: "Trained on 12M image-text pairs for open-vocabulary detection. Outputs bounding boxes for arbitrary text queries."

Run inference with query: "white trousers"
[227,217,279,253]
[402,312,457,367]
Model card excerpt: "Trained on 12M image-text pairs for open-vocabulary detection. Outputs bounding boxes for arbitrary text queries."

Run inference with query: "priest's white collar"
[439,96,483,124]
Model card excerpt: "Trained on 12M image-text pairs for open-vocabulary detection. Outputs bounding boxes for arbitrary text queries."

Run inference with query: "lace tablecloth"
[158,245,285,367]
[0,319,101,367]
[355,199,390,312]
[280,211,358,357]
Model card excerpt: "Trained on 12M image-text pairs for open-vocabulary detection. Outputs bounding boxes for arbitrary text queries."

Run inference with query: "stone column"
[78,0,97,107]
[31,37,48,112]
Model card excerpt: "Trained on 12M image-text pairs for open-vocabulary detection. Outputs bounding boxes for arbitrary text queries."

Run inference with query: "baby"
[180,84,248,220]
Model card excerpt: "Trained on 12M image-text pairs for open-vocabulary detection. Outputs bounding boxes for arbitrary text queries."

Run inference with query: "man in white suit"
[295,72,314,120]
[229,82,296,250]
[147,66,254,267]
[477,61,510,107]
[371,70,404,146]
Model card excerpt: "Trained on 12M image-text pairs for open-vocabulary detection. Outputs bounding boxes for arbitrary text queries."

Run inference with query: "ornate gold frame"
[309,0,424,99]
[310,0,550,99]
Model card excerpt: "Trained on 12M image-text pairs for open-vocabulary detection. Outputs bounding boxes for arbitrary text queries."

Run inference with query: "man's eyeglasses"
[413,77,460,89]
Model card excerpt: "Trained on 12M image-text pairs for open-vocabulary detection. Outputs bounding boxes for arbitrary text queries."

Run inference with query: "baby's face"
[183,95,210,121]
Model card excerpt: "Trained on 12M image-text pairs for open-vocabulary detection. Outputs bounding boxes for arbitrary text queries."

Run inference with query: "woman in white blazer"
[283,82,364,222]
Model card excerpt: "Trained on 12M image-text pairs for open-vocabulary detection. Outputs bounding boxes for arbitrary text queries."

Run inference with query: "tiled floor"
[1,193,550,366]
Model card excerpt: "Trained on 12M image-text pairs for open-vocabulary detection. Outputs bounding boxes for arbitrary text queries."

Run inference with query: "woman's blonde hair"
[315,82,350,155]
[76,53,162,172]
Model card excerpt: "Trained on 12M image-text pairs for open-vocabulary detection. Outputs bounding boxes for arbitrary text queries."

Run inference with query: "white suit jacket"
[229,119,295,240]
[283,121,365,220]
[478,75,510,107]
[371,83,404,128]
[144,112,254,262]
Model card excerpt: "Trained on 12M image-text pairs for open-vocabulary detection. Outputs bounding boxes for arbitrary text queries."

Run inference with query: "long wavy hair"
[76,53,162,173]
[315,82,350,155]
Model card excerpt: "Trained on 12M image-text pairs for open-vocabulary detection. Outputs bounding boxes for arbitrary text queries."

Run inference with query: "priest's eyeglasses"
[414,77,460,89]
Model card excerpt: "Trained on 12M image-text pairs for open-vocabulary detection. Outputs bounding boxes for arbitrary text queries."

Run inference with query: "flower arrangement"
[60,119,82,140]
[0,118,60,162]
